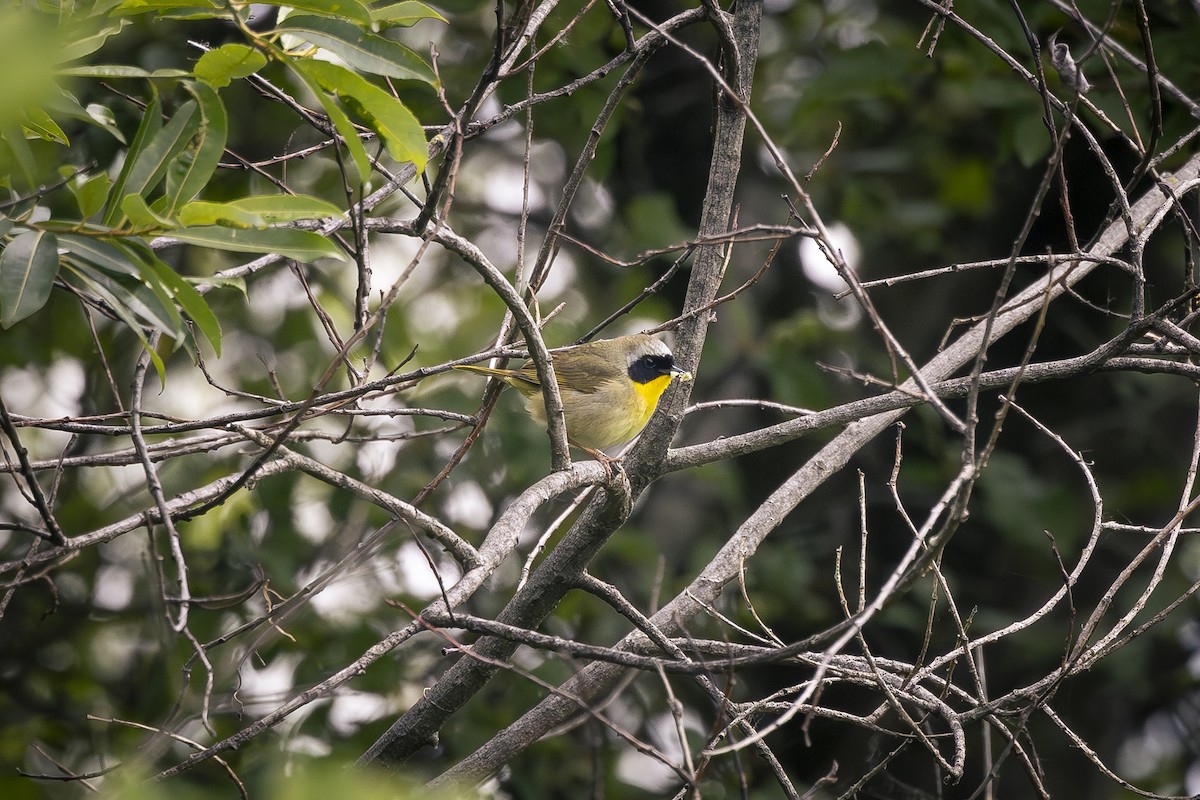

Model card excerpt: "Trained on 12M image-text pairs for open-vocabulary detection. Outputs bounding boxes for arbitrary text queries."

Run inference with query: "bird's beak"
[671,366,693,382]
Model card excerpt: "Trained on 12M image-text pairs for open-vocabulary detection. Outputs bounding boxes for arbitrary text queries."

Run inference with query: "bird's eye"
[628,354,673,383]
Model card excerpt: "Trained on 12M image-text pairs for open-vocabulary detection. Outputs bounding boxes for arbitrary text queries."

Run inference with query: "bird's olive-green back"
[508,337,637,396]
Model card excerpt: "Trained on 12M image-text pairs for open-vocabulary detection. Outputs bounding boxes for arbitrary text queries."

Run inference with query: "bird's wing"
[519,351,622,394]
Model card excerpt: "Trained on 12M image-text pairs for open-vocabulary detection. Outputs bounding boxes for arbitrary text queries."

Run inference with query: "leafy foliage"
[0,0,434,375]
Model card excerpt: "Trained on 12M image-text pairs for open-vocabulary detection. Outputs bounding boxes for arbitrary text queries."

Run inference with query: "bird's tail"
[453,364,519,379]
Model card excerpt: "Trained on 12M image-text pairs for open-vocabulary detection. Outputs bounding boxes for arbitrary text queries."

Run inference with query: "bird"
[1048,32,1091,96]
[454,333,692,472]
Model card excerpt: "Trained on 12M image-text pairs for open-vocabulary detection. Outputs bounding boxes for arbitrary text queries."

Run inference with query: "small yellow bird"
[454,334,692,465]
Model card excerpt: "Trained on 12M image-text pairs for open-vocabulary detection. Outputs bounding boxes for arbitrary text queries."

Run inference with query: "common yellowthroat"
[454,334,692,465]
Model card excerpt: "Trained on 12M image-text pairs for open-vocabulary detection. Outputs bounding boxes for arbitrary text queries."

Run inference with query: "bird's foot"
[582,447,623,482]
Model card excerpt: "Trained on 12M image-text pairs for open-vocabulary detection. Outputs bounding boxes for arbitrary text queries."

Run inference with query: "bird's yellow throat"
[632,374,676,426]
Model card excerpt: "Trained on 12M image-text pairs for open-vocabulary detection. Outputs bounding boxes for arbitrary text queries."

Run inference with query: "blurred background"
[2,0,1200,797]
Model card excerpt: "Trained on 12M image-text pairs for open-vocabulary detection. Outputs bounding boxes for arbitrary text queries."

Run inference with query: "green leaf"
[57,19,131,62]
[61,238,185,341]
[370,1,448,27]
[61,260,167,381]
[104,97,202,226]
[69,172,112,218]
[323,90,376,179]
[161,81,228,214]
[21,107,69,145]
[277,15,437,85]
[296,59,427,170]
[136,5,235,21]
[178,194,342,227]
[134,99,201,199]
[57,65,192,78]
[122,194,177,228]
[65,236,225,358]
[176,201,262,228]
[60,234,141,277]
[166,226,348,262]
[104,95,162,225]
[0,230,60,328]
[114,0,221,13]
[44,89,127,143]
[117,258,186,337]
[66,262,179,336]
[194,44,267,88]
[277,0,373,26]
[75,0,130,16]
[136,249,222,356]
[83,103,127,143]
[226,194,344,223]
[285,56,373,179]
